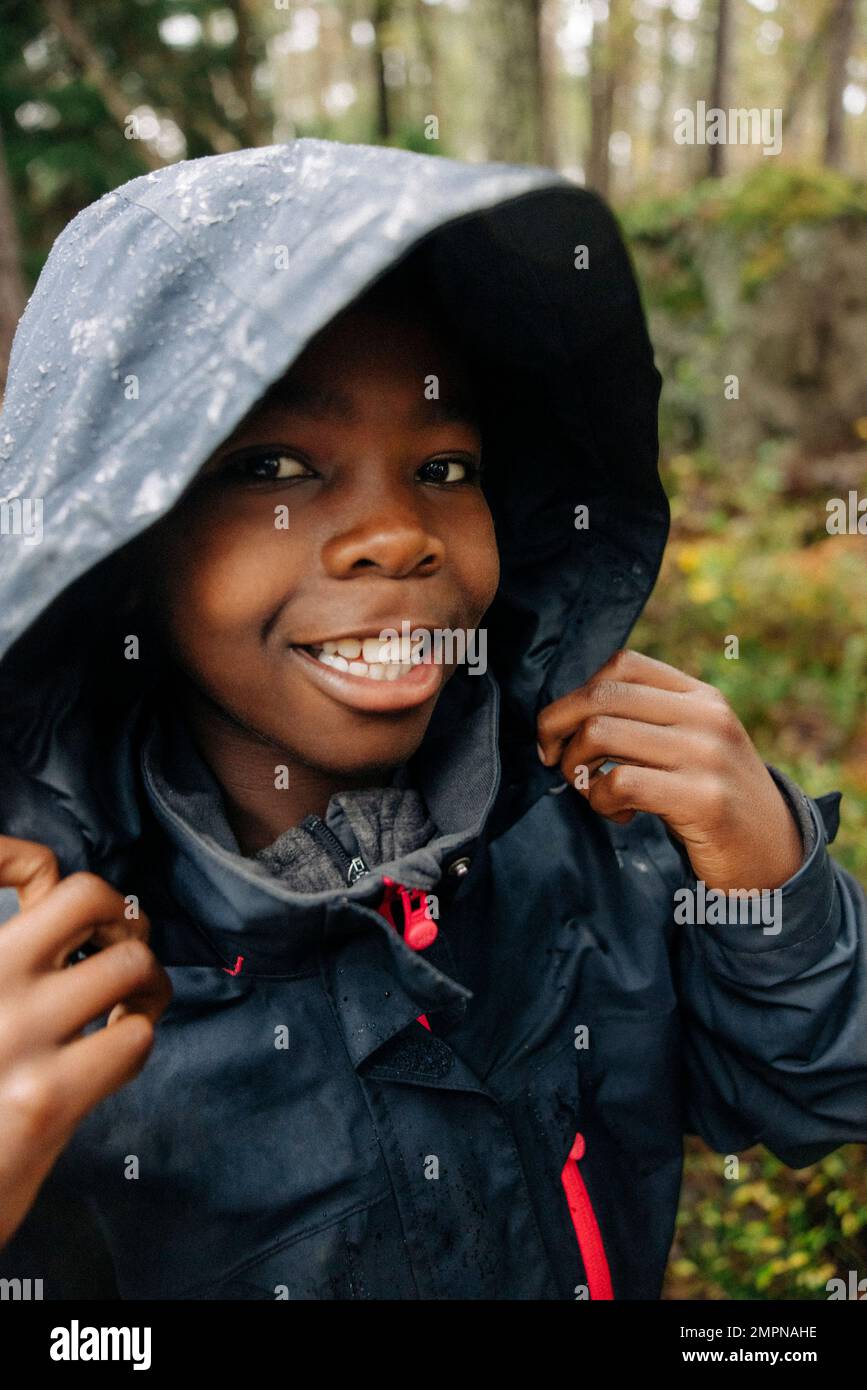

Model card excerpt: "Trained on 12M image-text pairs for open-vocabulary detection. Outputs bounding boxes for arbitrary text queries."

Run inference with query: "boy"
[0,139,864,1300]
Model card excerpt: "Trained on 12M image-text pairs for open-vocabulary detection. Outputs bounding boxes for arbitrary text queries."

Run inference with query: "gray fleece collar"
[254,786,439,893]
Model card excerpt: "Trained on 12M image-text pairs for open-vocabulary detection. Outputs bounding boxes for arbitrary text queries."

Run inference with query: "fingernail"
[536,742,547,765]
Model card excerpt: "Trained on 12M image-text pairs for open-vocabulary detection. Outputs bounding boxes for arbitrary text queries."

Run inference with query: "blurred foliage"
[622,165,867,467]
[0,1,218,283]
[639,440,867,1299]
[627,166,867,1301]
[665,1142,867,1300]
[624,165,867,303]
[634,441,867,888]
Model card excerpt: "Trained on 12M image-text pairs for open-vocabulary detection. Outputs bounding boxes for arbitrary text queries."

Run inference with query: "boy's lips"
[287,642,446,712]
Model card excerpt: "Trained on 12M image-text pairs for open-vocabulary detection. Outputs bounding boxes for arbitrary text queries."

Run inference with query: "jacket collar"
[138,668,501,981]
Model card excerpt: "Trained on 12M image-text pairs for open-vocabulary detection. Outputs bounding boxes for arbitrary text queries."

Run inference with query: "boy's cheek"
[466,516,500,619]
[152,515,297,631]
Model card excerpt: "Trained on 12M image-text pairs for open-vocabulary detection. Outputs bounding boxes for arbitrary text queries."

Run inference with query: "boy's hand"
[536,649,804,893]
[0,837,172,1250]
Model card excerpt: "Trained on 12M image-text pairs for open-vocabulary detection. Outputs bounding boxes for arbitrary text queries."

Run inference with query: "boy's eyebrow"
[259,376,480,428]
[262,378,355,419]
[423,394,480,429]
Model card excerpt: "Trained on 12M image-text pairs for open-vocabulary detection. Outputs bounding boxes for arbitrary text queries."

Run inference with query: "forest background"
[1,0,866,1300]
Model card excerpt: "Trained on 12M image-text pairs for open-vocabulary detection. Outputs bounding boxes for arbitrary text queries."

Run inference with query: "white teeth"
[362,637,387,663]
[311,649,418,681]
[316,633,432,662]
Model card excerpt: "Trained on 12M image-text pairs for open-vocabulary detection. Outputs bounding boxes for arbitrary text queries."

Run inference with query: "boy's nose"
[322,512,445,580]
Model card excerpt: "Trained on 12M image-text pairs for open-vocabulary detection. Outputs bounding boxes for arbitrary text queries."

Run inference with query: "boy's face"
[144,300,499,779]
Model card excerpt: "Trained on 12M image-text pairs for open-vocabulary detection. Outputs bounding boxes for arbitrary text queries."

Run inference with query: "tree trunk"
[372,0,392,142]
[42,0,167,169]
[224,0,272,147]
[0,119,27,398]
[414,0,441,137]
[824,0,855,168]
[532,0,558,168]
[587,1,617,196]
[785,0,834,129]
[474,0,543,163]
[707,0,732,177]
[651,2,675,183]
[43,0,243,160]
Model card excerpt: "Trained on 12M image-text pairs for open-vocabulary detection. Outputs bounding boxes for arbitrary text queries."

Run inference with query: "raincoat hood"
[0,137,666,876]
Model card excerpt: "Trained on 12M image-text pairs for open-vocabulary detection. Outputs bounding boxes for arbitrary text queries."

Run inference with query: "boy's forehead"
[211,297,482,451]
[256,373,480,430]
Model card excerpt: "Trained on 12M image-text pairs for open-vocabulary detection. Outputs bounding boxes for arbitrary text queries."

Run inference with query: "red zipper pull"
[402,887,438,950]
[378,877,438,950]
[561,1131,614,1299]
[376,877,437,1031]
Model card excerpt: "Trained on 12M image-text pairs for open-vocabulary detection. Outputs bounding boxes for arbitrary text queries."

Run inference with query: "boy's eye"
[226,451,313,482]
[418,456,478,485]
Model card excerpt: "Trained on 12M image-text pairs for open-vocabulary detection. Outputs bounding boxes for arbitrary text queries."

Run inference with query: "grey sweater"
[252,784,439,892]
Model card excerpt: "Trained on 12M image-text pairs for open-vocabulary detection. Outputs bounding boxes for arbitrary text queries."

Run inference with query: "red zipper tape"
[560,1131,614,1299]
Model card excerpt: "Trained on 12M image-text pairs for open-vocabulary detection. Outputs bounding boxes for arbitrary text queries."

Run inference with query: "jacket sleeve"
[671,771,867,1168]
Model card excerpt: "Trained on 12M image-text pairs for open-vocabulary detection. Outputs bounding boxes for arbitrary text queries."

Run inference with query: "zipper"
[376,876,438,1032]
[560,1131,614,1299]
[303,820,433,1031]
[301,814,369,885]
[302,818,435,1032]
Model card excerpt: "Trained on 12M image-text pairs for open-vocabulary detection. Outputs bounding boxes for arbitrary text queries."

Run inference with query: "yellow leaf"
[688,576,720,604]
[677,544,703,574]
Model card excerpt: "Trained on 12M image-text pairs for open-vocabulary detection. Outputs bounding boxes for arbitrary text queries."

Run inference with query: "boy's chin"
[287,695,442,783]
[299,717,434,783]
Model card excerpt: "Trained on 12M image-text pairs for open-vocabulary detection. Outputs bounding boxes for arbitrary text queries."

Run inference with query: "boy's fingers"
[28,938,171,1042]
[8,1014,157,1145]
[45,905,153,974]
[0,837,60,913]
[560,717,690,785]
[586,762,679,822]
[62,1013,157,1119]
[106,963,173,1029]
[544,650,698,724]
[5,872,149,976]
[537,682,690,764]
[536,649,699,749]
[592,649,701,693]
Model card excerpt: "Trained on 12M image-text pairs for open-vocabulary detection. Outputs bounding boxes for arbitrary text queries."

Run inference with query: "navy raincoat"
[1,140,866,1301]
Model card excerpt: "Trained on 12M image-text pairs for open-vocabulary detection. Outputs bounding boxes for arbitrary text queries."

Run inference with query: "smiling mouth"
[295,633,430,683]
[288,631,446,712]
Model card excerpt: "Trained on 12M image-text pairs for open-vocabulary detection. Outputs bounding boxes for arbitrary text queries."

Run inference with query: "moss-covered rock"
[623,168,867,458]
